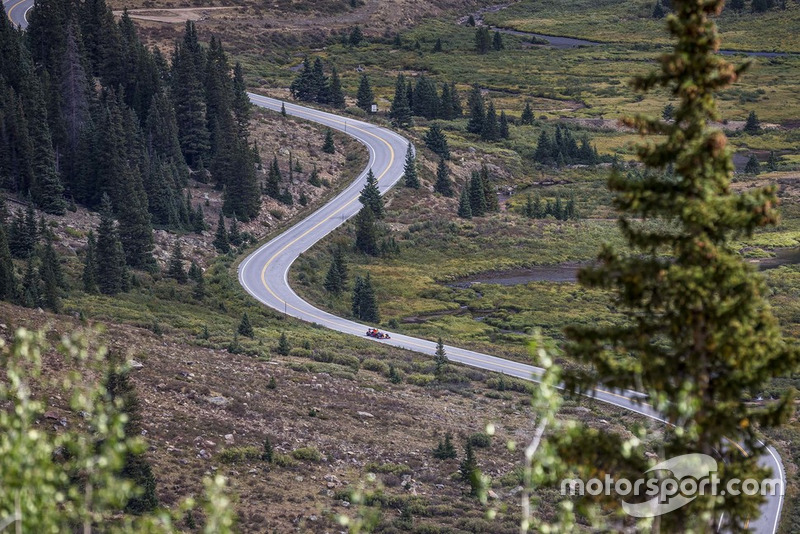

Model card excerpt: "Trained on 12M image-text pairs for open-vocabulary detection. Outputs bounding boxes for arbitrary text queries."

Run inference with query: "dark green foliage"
[413,76,440,120]
[267,376,277,389]
[82,231,98,294]
[521,102,534,125]
[232,62,251,139]
[433,433,457,460]
[192,269,206,301]
[467,85,485,134]
[322,129,335,154]
[95,195,128,295]
[403,144,419,188]
[228,216,242,247]
[324,247,348,295]
[767,150,778,171]
[39,231,65,312]
[433,37,443,53]
[467,15,476,26]
[434,337,448,378]
[534,124,598,166]
[469,171,487,216]
[21,256,38,308]
[264,155,282,199]
[389,74,412,128]
[653,0,666,18]
[354,206,379,256]
[388,364,402,384]
[356,74,374,112]
[745,154,761,174]
[499,111,510,140]
[281,102,287,116]
[172,22,210,167]
[459,440,479,495]
[213,212,230,253]
[424,124,450,160]
[277,332,291,355]
[351,273,379,322]
[262,437,273,462]
[492,31,504,51]
[238,312,254,338]
[457,186,472,219]
[359,169,384,219]
[468,432,492,448]
[480,164,499,213]
[475,27,491,54]
[662,102,675,120]
[309,164,322,187]
[9,204,37,259]
[729,0,745,10]
[349,26,364,47]
[0,221,16,301]
[562,1,799,528]
[167,241,187,283]
[434,159,454,197]
[744,110,761,133]
[329,67,346,109]
[481,101,499,141]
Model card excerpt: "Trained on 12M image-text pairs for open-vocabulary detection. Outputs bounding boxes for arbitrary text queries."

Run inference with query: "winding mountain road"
[3,1,785,530]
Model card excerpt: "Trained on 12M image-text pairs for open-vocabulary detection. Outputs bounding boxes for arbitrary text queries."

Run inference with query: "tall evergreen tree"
[356,74,374,112]
[480,164,499,213]
[521,102,534,125]
[167,241,187,283]
[0,220,16,301]
[82,230,98,293]
[413,76,439,120]
[354,206,378,256]
[290,57,317,102]
[434,337,448,377]
[744,153,761,174]
[353,273,379,322]
[481,101,499,141]
[171,21,210,167]
[424,124,450,160]
[324,247,348,295]
[492,31,504,51]
[358,169,384,219]
[434,158,454,197]
[457,185,472,219]
[264,155,282,199]
[213,212,229,253]
[469,171,487,216]
[475,27,491,54]
[389,74,412,128]
[231,62,251,139]
[499,111,510,139]
[238,312,254,338]
[744,110,760,133]
[39,231,65,313]
[560,1,799,529]
[311,58,330,105]
[328,66,346,109]
[403,144,419,188]
[95,195,128,295]
[467,85,485,134]
[322,129,335,154]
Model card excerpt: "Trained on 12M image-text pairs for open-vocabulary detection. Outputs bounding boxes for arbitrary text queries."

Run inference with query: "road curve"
[1,1,784,530]
[241,94,785,534]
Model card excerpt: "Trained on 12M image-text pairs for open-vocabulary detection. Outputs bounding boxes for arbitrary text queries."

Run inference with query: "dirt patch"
[113,7,238,24]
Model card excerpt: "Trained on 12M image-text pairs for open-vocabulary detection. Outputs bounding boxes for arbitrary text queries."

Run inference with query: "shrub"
[217,446,262,464]
[291,446,322,462]
[365,462,412,476]
[332,353,360,371]
[273,453,297,467]
[406,373,435,387]
[468,432,492,448]
[362,358,389,374]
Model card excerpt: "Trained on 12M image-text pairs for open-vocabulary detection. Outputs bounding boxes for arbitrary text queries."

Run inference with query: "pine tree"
[311,58,330,105]
[359,169,384,219]
[469,171,487,216]
[433,433,457,460]
[389,74,412,128]
[475,27,491,54]
[745,154,761,174]
[354,206,379,256]
[499,111,510,139]
[356,74,374,112]
[561,1,798,529]
[232,62,251,139]
[403,144,419,188]
[424,124,450,160]
[413,76,440,120]
[228,216,242,246]
[434,337,448,378]
[328,66,346,109]
[467,14,476,26]
[95,195,128,295]
[213,212,230,253]
[277,332,290,355]
[457,185,473,219]
[26,76,65,215]
[653,0,666,18]
[492,31,504,51]
[0,221,16,301]
[116,165,155,270]
[349,26,364,46]
[481,101,499,141]
[729,0,745,10]
[192,270,206,301]
[357,273,379,322]
[82,231,98,293]
[290,57,316,102]
[322,129,335,154]
[434,158,454,197]
[188,260,202,282]
[167,241,187,283]
[351,275,364,318]
[467,85,485,134]
[39,231,64,313]
[21,255,38,308]
[324,247,348,295]
[262,437,274,462]
[433,37,443,52]
[264,155,282,198]
[459,440,479,495]
[238,312,254,338]
[172,22,210,167]
[744,110,760,133]
[662,102,675,120]
[481,164,499,212]
[521,102,534,125]
[309,164,322,187]
[9,204,37,259]
[767,150,778,171]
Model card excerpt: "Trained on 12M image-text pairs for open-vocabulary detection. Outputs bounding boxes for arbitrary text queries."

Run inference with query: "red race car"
[366,328,391,339]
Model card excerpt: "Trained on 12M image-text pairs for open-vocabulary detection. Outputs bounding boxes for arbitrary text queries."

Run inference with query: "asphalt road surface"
[2,1,785,529]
